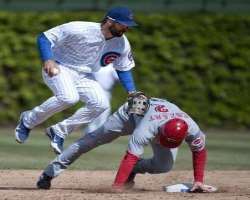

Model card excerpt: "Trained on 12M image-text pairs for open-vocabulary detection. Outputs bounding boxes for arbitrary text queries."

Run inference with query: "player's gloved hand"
[127,91,149,116]
[43,60,60,77]
[127,91,145,101]
[190,181,216,193]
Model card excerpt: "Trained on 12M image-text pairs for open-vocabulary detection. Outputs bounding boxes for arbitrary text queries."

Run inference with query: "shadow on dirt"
[0,186,154,193]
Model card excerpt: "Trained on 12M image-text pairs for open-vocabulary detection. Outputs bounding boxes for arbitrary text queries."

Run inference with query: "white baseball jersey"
[93,64,119,91]
[116,98,205,156]
[23,21,135,136]
[44,21,135,73]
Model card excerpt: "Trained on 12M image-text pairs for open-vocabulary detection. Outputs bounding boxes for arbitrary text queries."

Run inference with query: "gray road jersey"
[122,98,204,156]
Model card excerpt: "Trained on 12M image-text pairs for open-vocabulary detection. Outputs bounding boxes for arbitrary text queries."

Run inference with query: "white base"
[163,183,217,193]
[163,183,192,192]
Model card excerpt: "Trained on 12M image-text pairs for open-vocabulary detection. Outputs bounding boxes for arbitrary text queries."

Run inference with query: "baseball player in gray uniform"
[15,7,138,154]
[36,93,214,192]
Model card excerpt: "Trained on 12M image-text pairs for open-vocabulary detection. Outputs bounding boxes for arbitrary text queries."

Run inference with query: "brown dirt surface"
[0,170,249,200]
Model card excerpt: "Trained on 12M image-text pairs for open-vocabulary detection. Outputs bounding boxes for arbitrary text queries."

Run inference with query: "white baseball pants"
[23,64,109,138]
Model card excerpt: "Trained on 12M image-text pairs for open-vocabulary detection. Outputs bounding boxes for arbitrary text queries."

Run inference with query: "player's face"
[109,22,129,37]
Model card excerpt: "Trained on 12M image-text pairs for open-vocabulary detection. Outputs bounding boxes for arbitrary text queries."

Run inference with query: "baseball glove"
[127,91,150,116]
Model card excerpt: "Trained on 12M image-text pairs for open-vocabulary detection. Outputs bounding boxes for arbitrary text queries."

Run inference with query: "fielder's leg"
[50,74,110,138]
[15,65,79,143]
[37,109,133,189]
[83,90,112,134]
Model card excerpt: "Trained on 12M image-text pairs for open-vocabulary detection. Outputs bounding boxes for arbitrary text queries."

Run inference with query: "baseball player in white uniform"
[15,7,138,154]
[83,64,118,134]
[36,93,214,193]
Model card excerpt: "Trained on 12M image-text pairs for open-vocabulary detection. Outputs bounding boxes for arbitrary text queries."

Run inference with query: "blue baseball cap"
[106,7,137,27]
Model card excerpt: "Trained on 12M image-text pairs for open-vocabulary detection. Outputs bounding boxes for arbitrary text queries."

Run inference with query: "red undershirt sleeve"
[192,148,207,182]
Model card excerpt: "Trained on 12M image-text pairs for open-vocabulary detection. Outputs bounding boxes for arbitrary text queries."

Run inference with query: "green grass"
[0,128,249,170]
[175,129,250,170]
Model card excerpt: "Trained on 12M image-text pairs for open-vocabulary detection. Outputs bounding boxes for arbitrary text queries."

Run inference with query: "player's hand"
[127,91,149,116]
[190,182,216,193]
[43,60,60,77]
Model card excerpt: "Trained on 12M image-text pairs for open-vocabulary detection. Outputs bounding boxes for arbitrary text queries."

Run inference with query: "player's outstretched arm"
[116,69,136,93]
[187,132,217,193]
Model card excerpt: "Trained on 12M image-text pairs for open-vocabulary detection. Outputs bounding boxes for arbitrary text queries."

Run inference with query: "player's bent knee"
[151,164,173,174]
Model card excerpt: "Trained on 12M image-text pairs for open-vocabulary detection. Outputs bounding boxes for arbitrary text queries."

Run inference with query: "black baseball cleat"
[124,172,136,189]
[37,173,53,189]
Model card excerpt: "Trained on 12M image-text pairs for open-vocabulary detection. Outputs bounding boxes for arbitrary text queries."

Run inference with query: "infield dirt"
[0,170,249,200]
